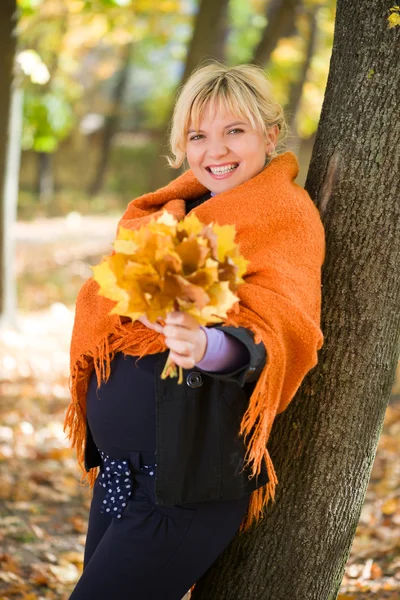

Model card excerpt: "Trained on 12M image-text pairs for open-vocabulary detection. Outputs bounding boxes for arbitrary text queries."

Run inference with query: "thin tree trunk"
[0,0,17,326]
[88,42,133,197]
[193,1,400,598]
[211,0,229,66]
[250,0,301,67]
[180,0,230,87]
[286,9,318,148]
[37,151,54,205]
[33,7,68,207]
[149,0,230,191]
[1,88,23,329]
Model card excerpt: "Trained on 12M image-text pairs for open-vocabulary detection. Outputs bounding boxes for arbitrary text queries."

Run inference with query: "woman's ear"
[265,125,279,154]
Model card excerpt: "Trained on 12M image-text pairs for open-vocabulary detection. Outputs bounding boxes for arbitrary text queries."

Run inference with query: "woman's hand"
[162,311,207,370]
[138,311,207,369]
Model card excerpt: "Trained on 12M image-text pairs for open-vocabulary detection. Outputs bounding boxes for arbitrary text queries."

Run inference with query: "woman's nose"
[207,140,228,159]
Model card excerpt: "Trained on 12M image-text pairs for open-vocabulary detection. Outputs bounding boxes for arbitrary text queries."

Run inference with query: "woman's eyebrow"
[187,121,247,134]
[224,121,247,129]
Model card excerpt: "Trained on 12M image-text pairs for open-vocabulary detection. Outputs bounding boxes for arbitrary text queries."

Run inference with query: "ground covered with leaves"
[0,216,399,599]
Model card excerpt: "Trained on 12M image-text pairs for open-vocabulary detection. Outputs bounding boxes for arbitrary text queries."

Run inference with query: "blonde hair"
[168,62,286,169]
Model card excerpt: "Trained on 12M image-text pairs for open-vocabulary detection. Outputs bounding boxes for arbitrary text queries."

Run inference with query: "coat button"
[246,366,256,379]
[186,371,203,388]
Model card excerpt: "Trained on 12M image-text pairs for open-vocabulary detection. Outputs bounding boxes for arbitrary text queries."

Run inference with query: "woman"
[66,62,325,599]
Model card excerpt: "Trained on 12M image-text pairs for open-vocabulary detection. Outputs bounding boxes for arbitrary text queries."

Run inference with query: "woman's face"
[185,105,278,194]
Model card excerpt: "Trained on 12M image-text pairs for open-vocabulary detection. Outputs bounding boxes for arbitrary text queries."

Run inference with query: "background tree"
[0,0,17,327]
[148,0,231,190]
[87,41,134,196]
[192,1,400,598]
[285,6,319,143]
[250,0,300,66]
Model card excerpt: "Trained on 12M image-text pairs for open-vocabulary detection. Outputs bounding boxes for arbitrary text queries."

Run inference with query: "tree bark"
[0,0,17,324]
[192,1,400,599]
[88,42,133,197]
[148,0,230,191]
[250,0,301,67]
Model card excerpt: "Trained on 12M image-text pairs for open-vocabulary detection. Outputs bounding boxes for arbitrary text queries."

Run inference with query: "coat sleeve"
[196,325,267,387]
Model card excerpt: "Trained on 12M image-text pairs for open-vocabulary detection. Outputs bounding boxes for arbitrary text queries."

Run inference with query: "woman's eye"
[228,128,244,135]
[189,134,204,141]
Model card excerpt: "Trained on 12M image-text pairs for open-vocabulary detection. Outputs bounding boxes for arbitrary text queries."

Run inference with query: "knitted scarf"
[64,151,325,528]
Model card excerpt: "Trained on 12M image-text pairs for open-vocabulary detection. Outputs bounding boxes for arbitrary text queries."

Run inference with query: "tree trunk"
[88,42,133,197]
[36,151,54,205]
[192,1,400,599]
[149,0,230,191]
[0,0,17,326]
[180,0,229,87]
[250,0,301,67]
[285,8,318,148]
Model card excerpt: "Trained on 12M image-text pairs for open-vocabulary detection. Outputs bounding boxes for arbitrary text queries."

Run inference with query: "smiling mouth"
[206,163,239,175]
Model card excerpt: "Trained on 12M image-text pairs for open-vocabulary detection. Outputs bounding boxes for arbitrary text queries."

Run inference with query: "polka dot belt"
[98,450,156,519]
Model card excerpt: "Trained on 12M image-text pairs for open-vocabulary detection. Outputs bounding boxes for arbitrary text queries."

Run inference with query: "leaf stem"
[160,351,183,384]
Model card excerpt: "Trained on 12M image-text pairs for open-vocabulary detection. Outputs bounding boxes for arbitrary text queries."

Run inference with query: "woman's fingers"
[137,315,163,333]
[164,311,198,329]
[164,337,195,356]
[162,324,198,341]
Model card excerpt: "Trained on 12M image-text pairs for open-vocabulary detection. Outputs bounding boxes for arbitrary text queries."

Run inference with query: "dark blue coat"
[84,324,268,506]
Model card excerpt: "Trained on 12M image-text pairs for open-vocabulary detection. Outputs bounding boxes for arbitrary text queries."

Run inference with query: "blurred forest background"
[12,0,335,314]
[0,0,399,598]
[17,0,333,216]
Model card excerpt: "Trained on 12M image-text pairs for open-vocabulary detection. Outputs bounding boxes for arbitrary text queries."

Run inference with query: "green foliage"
[17,0,188,155]
[22,89,75,152]
[226,0,267,64]
[18,0,43,16]
[82,0,136,7]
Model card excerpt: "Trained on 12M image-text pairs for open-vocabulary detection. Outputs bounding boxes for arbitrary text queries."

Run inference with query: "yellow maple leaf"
[114,227,139,255]
[206,280,240,319]
[156,209,178,228]
[388,5,400,27]
[175,237,210,272]
[212,222,237,262]
[176,211,204,237]
[92,256,128,304]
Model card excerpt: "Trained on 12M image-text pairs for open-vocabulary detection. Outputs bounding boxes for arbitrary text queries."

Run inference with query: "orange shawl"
[65,151,325,528]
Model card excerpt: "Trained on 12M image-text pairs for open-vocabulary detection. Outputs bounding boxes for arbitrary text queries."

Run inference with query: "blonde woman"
[67,62,324,599]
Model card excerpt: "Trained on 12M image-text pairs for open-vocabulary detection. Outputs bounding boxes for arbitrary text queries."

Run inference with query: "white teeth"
[209,164,238,175]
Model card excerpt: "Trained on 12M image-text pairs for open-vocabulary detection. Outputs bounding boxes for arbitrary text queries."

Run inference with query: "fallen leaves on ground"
[0,310,88,599]
[339,398,400,599]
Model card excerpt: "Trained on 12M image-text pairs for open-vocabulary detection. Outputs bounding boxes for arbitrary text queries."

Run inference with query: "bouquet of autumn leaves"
[92,210,249,384]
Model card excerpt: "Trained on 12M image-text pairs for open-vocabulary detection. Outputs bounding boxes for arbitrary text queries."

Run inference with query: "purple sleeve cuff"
[195,327,250,373]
